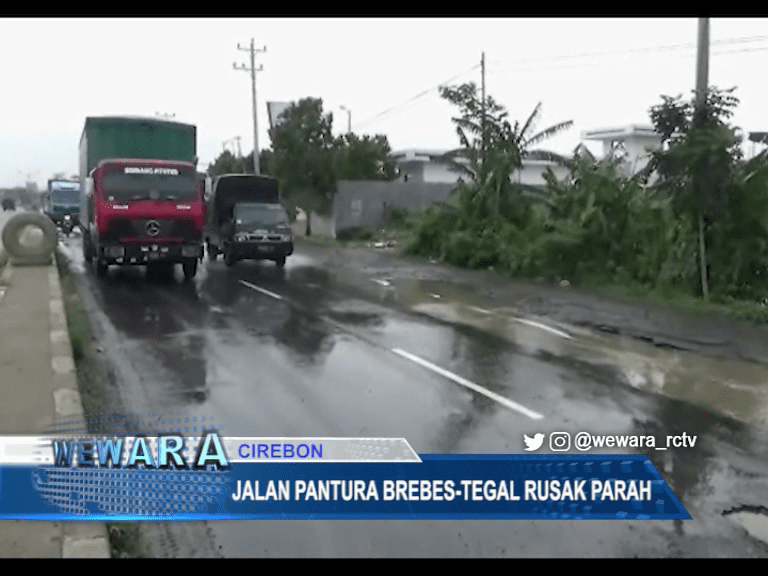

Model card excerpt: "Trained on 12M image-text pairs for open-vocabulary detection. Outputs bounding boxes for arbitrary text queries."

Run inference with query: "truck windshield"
[235,204,289,228]
[101,170,197,202]
[50,189,80,206]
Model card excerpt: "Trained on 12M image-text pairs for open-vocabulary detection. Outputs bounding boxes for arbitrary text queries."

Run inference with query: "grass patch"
[107,523,145,558]
[54,249,107,414]
[54,248,146,558]
[296,234,339,247]
[335,227,375,242]
[577,277,768,324]
[298,225,414,251]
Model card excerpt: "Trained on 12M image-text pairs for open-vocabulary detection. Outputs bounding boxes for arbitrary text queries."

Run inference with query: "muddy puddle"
[373,277,768,430]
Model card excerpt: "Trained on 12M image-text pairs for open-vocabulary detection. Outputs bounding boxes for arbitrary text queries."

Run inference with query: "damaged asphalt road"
[56,235,768,557]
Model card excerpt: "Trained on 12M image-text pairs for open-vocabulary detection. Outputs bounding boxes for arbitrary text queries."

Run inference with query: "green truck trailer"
[79,116,205,279]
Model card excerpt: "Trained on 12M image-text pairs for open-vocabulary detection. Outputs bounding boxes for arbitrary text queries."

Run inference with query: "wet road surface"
[56,232,768,557]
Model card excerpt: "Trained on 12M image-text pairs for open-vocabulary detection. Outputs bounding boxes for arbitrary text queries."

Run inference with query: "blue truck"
[45,179,80,233]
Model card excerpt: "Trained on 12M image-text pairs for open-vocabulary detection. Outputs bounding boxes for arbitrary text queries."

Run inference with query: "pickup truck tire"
[1,212,58,259]
[275,256,286,268]
[183,257,198,280]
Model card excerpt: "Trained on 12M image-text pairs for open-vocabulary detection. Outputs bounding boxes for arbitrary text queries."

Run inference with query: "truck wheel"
[96,258,107,278]
[83,236,93,263]
[207,243,218,261]
[183,257,198,280]
[275,256,286,268]
[224,248,236,267]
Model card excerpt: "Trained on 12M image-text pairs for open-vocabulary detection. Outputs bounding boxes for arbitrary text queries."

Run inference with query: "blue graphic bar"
[0,453,690,520]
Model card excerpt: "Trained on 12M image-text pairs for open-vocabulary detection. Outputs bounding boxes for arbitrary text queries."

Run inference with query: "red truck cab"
[82,158,205,280]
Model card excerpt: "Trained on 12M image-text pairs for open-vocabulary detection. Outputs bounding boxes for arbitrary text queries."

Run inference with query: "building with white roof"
[581,124,661,176]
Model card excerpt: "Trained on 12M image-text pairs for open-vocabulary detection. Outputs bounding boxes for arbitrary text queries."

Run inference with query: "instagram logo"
[549,432,571,452]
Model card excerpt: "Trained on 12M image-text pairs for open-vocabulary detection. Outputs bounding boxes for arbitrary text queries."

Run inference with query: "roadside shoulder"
[297,239,768,367]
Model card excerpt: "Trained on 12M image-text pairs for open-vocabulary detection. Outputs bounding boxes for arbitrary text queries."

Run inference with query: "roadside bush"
[404,84,768,319]
[335,228,375,242]
[388,207,410,229]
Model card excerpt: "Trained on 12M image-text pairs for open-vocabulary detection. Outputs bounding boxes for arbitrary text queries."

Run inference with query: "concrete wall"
[309,211,335,238]
[423,162,464,183]
[333,180,456,235]
[513,162,569,186]
[402,157,567,187]
[289,208,335,238]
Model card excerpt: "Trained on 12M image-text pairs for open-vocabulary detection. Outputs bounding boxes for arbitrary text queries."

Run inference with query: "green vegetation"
[54,249,146,557]
[107,524,145,558]
[54,249,107,413]
[402,82,768,323]
[207,97,396,222]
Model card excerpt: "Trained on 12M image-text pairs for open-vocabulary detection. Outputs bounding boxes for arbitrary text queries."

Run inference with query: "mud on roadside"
[295,238,768,369]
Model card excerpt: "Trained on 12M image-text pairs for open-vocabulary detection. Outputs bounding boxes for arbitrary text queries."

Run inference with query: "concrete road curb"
[47,259,111,558]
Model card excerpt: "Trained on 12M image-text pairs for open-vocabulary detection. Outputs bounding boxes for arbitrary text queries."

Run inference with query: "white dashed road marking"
[239,280,284,301]
[514,318,572,339]
[391,348,544,420]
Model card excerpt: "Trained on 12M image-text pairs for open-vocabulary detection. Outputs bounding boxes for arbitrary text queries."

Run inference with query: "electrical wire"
[355,64,481,130]
[488,35,768,69]
[486,43,768,76]
[354,35,768,131]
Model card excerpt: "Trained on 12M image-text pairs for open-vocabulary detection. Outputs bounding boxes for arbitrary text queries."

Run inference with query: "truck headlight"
[107,246,125,258]
[235,233,248,242]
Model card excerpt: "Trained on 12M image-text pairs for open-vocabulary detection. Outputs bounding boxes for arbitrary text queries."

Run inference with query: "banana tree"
[437,83,572,221]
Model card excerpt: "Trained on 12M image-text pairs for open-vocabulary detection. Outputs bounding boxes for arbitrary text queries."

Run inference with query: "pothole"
[723,506,768,545]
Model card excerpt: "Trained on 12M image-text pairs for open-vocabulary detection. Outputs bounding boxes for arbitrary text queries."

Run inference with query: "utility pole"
[340,105,351,134]
[234,39,266,175]
[695,18,710,301]
[481,52,486,158]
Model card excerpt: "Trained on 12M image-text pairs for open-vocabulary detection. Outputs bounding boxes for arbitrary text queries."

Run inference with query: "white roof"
[582,125,658,140]
[390,148,451,159]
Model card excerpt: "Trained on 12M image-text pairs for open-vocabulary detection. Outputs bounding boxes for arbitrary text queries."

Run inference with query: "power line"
[711,44,768,55]
[353,35,768,133]
[355,64,481,130]
[486,44,768,76]
[488,35,768,69]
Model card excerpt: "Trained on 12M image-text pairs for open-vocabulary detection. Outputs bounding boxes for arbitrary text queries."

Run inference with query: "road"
[52,228,768,558]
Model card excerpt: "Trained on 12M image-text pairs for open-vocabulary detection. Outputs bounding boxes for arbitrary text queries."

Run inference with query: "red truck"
[79,117,205,280]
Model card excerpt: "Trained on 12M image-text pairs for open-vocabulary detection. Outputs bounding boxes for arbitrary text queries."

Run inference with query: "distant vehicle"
[205,174,293,268]
[45,180,80,227]
[61,213,74,237]
[2,198,15,211]
[79,116,204,280]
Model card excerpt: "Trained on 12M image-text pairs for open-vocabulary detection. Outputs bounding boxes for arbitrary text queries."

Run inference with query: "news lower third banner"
[0,435,690,520]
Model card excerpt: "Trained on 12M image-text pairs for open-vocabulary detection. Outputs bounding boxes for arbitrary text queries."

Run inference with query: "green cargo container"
[79,116,197,183]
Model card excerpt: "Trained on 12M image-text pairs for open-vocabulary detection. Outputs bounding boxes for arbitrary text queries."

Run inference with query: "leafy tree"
[648,87,743,299]
[437,82,572,224]
[269,98,336,214]
[206,148,275,176]
[206,150,247,176]
[266,98,398,219]
[405,83,572,270]
[333,133,397,181]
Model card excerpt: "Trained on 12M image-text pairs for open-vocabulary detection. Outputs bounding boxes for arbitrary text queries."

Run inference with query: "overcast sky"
[1,17,767,190]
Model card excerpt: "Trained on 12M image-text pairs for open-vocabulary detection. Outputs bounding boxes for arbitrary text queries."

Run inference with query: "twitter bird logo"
[523,433,545,451]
